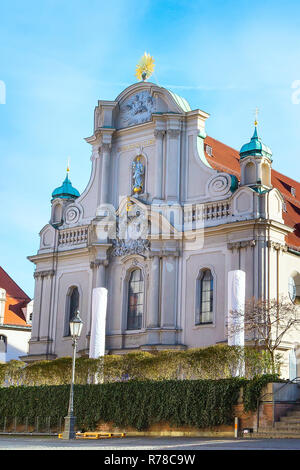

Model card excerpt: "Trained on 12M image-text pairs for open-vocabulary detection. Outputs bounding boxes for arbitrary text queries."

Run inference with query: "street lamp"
[61,310,83,440]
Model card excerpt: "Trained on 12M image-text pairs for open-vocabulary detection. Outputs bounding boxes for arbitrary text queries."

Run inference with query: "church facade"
[25,81,300,377]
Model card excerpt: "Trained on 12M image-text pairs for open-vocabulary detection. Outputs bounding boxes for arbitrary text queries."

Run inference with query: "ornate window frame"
[121,257,148,333]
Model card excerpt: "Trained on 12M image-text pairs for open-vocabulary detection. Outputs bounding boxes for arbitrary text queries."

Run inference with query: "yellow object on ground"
[58,431,126,439]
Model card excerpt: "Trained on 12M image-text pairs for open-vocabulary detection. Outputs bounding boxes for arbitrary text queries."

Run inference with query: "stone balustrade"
[58,226,88,247]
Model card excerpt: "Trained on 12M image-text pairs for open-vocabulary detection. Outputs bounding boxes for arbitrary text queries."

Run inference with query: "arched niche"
[52,202,63,224]
[244,161,256,185]
[262,162,271,187]
[132,154,146,195]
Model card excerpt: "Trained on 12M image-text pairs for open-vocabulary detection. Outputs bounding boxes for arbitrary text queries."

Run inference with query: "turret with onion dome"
[240,123,272,161]
[51,169,80,201]
[50,165,80,226]
[239,117,273,190]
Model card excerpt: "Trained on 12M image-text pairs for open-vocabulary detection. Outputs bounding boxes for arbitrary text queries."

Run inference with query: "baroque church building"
[25,81,300,376]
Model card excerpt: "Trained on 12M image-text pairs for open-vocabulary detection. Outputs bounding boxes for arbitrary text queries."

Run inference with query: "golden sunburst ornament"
[135,52,155,81]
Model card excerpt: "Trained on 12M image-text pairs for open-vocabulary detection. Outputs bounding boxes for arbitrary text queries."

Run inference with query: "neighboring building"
[25,81,300,377]
[0,267,32,362]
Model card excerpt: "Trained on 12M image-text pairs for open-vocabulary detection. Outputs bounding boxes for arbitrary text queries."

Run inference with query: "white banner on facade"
[227,270,245,347]
[89,287,108,359]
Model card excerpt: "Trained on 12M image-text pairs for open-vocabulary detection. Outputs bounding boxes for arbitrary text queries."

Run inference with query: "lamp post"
[62,310,83,440]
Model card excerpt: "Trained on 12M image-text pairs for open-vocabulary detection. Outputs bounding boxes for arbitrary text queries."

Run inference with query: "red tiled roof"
[204,136,300,249]
[0,267,31,326]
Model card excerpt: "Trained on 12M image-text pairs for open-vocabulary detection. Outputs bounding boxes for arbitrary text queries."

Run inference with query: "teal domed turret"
[240,122,272,161]
[51,167,80,200]
[239,117,273,189]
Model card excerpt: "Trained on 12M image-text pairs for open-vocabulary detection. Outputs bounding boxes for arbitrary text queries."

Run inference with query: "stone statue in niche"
[132,157,145,194]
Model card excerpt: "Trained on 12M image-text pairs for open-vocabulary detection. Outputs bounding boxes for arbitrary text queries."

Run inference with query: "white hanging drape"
[227,270,245,347]
[89,287,108,359]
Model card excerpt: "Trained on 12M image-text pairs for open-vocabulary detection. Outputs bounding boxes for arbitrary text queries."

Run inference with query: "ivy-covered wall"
[0,345,280,432]
[0,376,279,431]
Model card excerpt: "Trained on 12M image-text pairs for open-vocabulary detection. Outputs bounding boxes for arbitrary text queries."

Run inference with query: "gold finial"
[254,107,259,126]
[135,52,155,81]
[66,158,70,173]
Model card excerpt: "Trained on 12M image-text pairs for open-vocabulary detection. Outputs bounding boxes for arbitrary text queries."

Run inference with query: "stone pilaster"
[227,240,256,271]
[90,259,109,288]
[160,251,179,328]
[165,128,181,201]
[28,270,55,355]
[147,254,160,328]
[154,129,165,200]
[100,142,112,207]
[35,270,55,342]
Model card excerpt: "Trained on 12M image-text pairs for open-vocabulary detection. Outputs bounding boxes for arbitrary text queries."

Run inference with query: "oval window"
[288,277,296,303]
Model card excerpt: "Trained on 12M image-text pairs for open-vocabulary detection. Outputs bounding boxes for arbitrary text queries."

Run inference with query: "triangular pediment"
[117,197,179,239]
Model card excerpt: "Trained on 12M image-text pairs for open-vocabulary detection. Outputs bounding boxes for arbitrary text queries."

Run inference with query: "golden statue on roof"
[135,52,155,81]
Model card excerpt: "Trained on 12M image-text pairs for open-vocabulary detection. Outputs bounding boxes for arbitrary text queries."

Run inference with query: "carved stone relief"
[119,91,155,127]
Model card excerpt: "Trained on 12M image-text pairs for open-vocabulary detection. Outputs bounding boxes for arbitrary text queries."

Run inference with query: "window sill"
[193,322,215,330]
[124,329,145,334]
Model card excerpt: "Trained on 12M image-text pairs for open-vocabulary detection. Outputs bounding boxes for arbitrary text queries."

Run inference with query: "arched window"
[127,269,144,330]
[0,335,7,353]
[196,269,214,325]
[289,272,300,304]
[64,286,79,336]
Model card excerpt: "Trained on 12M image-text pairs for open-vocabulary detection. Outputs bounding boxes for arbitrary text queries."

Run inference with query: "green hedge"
[0,345,280,387]
[0,376,279,431]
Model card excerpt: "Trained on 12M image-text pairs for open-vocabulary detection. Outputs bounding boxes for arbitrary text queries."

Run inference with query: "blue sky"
[1,0,300,297]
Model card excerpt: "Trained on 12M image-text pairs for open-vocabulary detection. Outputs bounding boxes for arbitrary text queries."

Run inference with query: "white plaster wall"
[183,249,227,348]
[53,261,92,358]
[0,328,31,362]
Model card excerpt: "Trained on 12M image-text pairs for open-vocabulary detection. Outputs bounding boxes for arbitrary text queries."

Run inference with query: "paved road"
[0,436,300,450]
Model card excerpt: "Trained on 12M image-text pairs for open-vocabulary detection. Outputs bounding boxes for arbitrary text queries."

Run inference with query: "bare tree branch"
[226,296,300,372]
